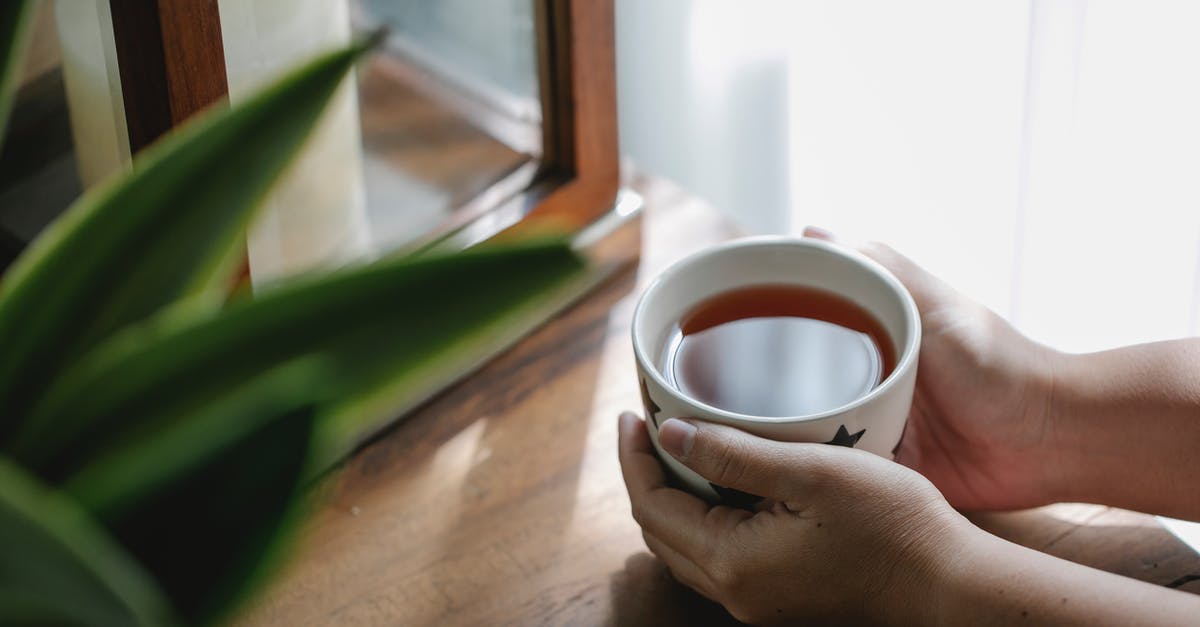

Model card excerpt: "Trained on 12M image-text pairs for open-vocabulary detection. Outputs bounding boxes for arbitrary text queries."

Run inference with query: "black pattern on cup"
[638,377,662,429]
[824,425,866,448]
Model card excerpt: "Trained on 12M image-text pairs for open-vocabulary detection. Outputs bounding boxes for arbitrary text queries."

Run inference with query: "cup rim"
[631,236,922,424]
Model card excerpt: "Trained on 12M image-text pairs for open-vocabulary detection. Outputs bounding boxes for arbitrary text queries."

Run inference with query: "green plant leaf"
[0,0,38,146]
[63,357,336,518]
[0,36,375,433]
[15,240,585,475]
[61,359,337,624]
[0,457,176,627]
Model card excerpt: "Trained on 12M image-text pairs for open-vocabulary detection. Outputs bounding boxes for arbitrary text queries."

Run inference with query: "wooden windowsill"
[233,176,1200,625]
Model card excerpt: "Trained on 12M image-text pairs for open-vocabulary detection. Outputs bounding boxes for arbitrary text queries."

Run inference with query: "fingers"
[802,225,835,241]
[642,531,718,601]
[657,418,841,500]
[857,242,955,314]
[802,225,956,315]
[803,224,916,287]
[618,412,748,561]
[618,411,667,491]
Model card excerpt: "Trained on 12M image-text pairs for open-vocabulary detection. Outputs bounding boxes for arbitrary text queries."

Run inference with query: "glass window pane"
[354,0,544,252]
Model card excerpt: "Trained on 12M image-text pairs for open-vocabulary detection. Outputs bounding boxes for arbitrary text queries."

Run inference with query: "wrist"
[1024,344,1079,504]
[1035,343,1200,515]
[1035,348,1104,504]
[873,507,981,627]
[904,516,1002,627]
[906,515,1200,626]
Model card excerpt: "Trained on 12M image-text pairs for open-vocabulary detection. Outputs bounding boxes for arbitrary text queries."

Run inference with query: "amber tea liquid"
[661,284,896,417]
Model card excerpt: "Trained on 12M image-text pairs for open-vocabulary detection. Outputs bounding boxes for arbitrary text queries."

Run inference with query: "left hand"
[803,228,1063,511]
[618,411,969,626]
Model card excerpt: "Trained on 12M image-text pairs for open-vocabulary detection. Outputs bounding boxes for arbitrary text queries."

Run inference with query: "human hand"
[618,412,968,626]
[803,227,1063,511]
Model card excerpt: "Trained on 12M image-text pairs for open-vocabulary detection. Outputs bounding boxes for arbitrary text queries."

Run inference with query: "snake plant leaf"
[15,240,585,477]
[61,359,336,624]
[0,0,37,146]
[0,457,176,627]
[0,36,375,434]
[63,356,336,517]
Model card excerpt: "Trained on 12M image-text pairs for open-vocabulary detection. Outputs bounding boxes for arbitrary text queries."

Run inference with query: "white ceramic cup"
[631,237,921,504]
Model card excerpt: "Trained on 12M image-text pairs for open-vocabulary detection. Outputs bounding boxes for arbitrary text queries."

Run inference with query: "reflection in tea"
[661,285,895,417]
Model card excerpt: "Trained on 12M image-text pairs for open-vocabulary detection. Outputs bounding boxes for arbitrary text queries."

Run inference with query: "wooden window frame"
[525,0,620,234]
[100,0,621,253]
[107,0,229,154]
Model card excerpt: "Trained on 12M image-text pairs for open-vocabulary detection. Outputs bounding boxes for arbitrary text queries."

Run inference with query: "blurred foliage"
[0,4,584,624]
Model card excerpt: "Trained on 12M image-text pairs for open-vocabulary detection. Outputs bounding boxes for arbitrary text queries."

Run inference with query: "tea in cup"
[631,237,921,504]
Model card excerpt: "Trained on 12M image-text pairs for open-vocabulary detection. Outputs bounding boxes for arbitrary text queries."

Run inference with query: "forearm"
[1047,338,1200,518]
[915,519,1200,627]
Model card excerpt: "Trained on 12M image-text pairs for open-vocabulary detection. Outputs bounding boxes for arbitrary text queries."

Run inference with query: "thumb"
[658,418,840,500]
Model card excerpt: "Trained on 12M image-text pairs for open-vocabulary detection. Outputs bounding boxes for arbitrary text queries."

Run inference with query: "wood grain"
[108,0,227,153]
[108,0,173,152]
[519,0,620,234]
[155,0,228,126]
[350,0,618,250]
[235,178,1200,626]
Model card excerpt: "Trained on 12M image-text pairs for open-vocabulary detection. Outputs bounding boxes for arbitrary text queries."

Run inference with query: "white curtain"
[617,0,1200,354]
[616,0,793,234]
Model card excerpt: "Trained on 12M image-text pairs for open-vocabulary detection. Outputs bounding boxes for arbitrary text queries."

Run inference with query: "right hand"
[619,412,968,626]
[804,227,1064,510]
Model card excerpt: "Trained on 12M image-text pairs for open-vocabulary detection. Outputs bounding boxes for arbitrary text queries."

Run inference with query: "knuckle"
[703,543,767,622]
[799,446,838,492]
[708,552,746,596]
[861,240,897,261]
[630,503,649,530]
[703,438,748,487]
[640,529,657,553]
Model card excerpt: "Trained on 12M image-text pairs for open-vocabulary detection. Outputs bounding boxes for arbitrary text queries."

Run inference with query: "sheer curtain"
[617,0,1200,547]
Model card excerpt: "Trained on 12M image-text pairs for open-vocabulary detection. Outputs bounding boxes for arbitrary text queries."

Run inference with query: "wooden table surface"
[236,179,1200,626]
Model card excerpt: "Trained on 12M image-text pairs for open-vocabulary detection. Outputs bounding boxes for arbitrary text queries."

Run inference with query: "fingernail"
[618,411,638,435]
[803,225,835,241]
[658,418,697,459]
